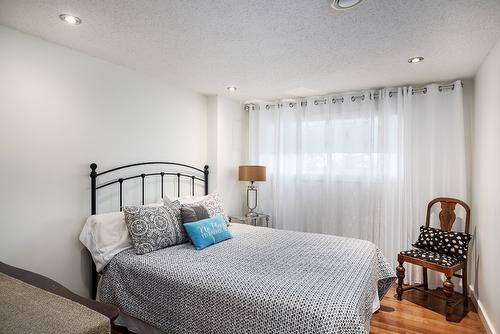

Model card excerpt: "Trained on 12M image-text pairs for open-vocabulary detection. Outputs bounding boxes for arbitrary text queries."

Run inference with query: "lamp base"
[246,182,259,218]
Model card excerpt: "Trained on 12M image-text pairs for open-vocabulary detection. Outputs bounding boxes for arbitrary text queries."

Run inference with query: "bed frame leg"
[396,260,405,301]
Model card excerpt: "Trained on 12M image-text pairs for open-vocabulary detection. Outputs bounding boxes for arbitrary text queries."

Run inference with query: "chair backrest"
[425,197,470,234]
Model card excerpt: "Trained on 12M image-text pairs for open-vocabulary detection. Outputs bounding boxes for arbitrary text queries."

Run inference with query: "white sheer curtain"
[249,80,467,286]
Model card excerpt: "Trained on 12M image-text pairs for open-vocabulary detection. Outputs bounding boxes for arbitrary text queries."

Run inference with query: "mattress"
[99,223,395,334]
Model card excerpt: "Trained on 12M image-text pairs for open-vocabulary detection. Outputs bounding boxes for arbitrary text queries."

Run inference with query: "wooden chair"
[396,197,471,320]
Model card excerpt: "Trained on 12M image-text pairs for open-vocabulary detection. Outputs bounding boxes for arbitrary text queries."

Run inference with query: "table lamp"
[238,165,266,217]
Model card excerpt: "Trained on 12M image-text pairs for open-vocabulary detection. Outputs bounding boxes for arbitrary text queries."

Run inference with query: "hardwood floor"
[371,285,485,333]
[112,284,486,334]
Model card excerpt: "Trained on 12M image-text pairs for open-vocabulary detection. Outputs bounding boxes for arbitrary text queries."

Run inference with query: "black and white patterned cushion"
[123,200,188,254]
[400,249,461,267]
[413,226,471,260]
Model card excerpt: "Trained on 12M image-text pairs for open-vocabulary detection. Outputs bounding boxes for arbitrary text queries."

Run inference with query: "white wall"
[206,96,247,216]
[0,26,208,297]
[472,37,500,334]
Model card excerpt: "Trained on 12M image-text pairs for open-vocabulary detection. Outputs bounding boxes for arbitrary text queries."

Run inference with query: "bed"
[85,162,395,334]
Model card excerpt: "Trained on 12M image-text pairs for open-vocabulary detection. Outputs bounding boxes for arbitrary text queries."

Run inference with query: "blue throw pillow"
[183,215,233,250]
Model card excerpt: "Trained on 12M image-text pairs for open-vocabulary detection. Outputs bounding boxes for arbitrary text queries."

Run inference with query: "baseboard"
[469,285,497,334]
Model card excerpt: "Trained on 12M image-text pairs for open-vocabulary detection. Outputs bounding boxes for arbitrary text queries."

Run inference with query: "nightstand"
[229,213,271,227]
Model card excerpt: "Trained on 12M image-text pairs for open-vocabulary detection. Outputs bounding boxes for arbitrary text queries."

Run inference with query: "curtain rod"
[244,81,463,111]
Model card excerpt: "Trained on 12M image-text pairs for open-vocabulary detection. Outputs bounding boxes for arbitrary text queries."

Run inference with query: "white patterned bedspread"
[99,223,395,334]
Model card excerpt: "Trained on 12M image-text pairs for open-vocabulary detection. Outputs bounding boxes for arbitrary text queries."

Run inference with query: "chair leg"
[422,267,428,290]
[462,266,468,308]
[443,275,455,320]
[396,260,405,301]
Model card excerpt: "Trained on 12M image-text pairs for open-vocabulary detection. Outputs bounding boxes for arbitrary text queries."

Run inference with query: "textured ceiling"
[1,0,500,102]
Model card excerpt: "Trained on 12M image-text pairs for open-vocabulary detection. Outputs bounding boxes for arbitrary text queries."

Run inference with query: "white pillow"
[79,211,130,272]
[163,195,205,205]
[79,202,164,272]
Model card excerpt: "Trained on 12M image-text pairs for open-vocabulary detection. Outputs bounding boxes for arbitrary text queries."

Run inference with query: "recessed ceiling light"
[408,57,424,64]
[226,86,237,92]
[59,14,81,25]
[330,0,363,10]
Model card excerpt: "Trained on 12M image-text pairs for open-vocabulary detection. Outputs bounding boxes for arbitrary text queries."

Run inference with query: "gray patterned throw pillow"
[124,201,188,255]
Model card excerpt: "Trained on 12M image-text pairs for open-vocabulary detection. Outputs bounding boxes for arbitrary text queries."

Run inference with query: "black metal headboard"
[88,161,209,298]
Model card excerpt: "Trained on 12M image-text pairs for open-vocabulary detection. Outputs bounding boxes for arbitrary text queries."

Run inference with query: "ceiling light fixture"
[330,0,364,10]
[408,57,424,64]
[226,86,237,92]
[59,14,81,25]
